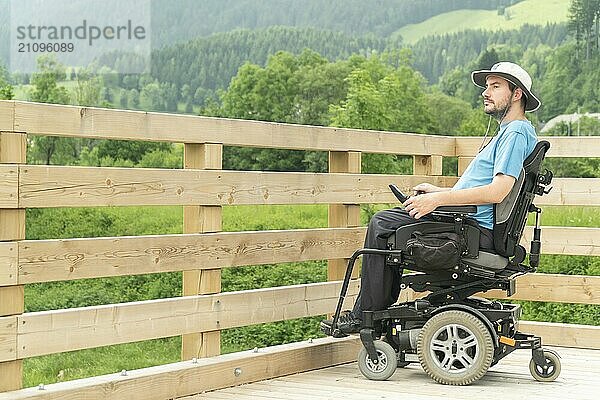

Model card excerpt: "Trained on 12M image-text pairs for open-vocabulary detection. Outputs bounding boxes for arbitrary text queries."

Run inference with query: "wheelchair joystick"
[388,184,409,203]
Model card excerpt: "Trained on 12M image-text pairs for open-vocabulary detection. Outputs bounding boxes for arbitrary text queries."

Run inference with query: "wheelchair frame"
[321,141,560,385]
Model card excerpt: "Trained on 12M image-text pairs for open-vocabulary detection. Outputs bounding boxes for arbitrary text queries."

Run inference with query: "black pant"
[352,207,494,315]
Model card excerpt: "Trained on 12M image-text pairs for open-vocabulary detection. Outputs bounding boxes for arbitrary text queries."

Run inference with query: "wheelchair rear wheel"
[358,340,397,381]
[417,310,494,385]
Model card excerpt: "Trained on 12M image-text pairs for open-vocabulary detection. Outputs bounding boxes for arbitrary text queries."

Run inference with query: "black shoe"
[321,310,362,336]
[337,311,362,334]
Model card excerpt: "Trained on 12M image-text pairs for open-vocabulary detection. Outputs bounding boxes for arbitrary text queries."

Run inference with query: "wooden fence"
[0,100,599,399]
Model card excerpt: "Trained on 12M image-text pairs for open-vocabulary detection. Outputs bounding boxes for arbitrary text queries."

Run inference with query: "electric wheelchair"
[321,140,560,385]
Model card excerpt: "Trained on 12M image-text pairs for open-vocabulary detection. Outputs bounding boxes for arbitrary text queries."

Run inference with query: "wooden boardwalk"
[187,346,599,400]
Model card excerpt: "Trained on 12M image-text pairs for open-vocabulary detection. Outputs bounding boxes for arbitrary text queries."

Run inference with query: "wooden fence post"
[182,143,223,360]
[0,132,26,392]
[328,151,361,281]
[413,155,443,177]
[458,157,474,176]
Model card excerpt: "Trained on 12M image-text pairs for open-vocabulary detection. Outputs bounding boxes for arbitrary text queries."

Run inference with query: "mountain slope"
[394,0,569,43]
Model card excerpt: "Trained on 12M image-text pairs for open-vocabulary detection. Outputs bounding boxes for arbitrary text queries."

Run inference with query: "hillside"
[0,0,520,66]
[394,0,569,43]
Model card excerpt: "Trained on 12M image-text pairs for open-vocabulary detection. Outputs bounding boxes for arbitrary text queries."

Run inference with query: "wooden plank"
[0,242,17,286]
[0,133,26,164]
[17,281,360,358]
[328,151,361,281]
[14,225,600,286]
[17,227,365,284]
[535,178,600,206]
[182,143,223,360]
[0,165,18,209]
[0,336,361,400]
[519,321,600,349]
[0,360,21,393]
[198,346,600,400]
[457,156,473,176]
[0,285,24,317]
[0,131,25,393]
[0,209,24,242]
[413,155,443,176]
[482,273,600,305]
[521,226,600,256]
[20,167,599,208]
[0,316,17,363]
[455,136,600,158]
[11,101,456,155]
[0,102,14,132]
[19,165,459,208]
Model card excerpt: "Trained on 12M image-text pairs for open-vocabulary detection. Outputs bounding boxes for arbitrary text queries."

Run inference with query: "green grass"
[21,203,599,388]
[394,0,570,44]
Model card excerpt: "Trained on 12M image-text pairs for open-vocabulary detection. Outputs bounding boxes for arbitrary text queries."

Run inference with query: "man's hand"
[403,192,443,219]
[412,183,447,194]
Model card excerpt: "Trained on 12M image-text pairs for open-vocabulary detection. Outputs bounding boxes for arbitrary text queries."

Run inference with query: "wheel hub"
[365,350,388,373]
[430,323,479,374]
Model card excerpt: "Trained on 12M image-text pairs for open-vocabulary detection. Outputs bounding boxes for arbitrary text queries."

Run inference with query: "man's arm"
[404,174,516,219]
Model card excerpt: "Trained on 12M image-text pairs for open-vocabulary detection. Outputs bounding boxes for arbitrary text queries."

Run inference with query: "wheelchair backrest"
[493,140,551,257]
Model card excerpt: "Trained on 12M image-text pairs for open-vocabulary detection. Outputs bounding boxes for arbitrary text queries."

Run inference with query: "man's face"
[482,75,513,120]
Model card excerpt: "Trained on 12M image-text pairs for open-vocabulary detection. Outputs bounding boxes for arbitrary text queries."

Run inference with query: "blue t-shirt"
[452,120,537,230]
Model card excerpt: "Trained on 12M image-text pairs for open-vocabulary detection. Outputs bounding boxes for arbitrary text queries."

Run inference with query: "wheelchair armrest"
[433,205,477,214]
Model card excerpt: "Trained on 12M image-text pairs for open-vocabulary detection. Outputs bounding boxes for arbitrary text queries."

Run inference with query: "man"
[329,62,541,334]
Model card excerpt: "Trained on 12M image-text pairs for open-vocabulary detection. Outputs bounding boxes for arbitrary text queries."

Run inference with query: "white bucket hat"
[471,62,541,112]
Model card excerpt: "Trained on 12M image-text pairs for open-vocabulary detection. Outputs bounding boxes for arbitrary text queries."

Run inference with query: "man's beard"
[484,99,511,121]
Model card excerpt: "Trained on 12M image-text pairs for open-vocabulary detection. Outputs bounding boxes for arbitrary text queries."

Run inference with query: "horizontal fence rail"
[0,101,456,155]
[0,165,599,208]
[455,136,600,158]
[0,281,359,360]
[0,336,364,400]
[1,274,598,361]
[15,166,456,207]
[13,228,365,284]
[0,227,597,285]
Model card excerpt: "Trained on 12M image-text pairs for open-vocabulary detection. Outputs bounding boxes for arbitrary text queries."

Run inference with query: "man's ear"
[513,87,524,102]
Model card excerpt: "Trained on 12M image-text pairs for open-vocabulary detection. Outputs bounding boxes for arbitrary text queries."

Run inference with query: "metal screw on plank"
[234,368,242,377]
[38,384,45,391]
[192,357,198,364]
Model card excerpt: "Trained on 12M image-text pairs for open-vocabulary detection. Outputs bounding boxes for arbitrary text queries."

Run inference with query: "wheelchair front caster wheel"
[358,340,397,380]
[529,349,561,382]
[417,310,494,385]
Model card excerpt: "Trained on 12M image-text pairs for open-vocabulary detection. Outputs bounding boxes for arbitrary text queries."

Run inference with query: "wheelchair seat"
[462,251,508,270]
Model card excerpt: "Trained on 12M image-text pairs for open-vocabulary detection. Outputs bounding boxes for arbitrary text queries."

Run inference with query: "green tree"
[28,56,73,165]
[218,49,355,172]
[0,63,13,99]
[330,51,437,173]
[30,56,70,104]
[73,69,103,107]
[568,0,600,59]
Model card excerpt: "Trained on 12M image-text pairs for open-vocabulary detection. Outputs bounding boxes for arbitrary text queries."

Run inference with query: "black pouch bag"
[405,231,464,271]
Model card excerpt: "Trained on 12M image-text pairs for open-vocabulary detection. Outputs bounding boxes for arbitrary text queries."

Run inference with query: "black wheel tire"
[529,349,561,382]
[417,310,494,385]
[358,340,398,381]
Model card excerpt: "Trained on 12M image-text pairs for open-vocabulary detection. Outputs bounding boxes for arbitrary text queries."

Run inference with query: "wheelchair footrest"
[319,320,348,338]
